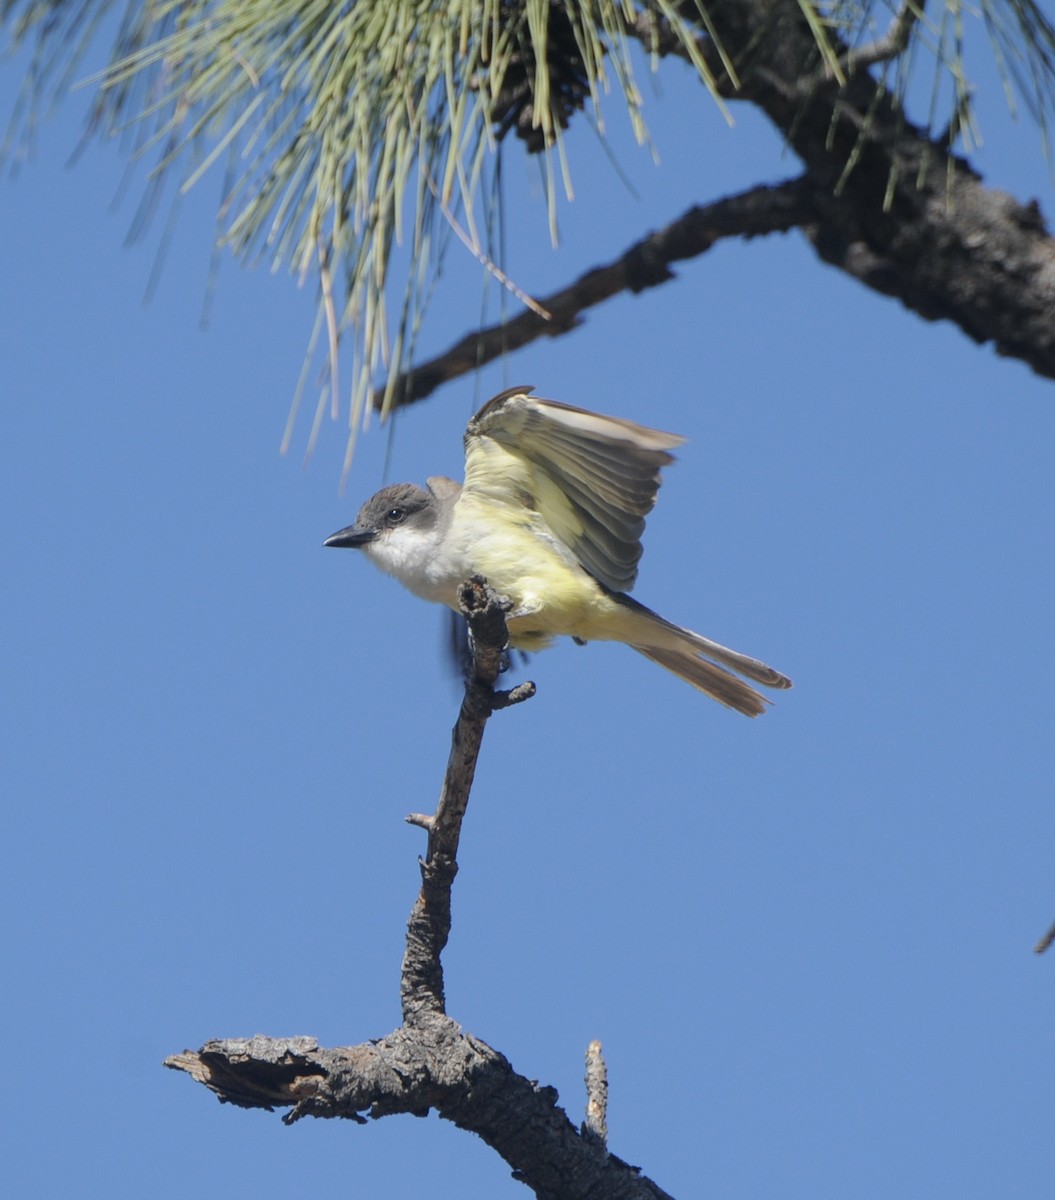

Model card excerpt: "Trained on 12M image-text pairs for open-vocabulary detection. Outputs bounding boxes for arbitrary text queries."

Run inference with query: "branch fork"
[166,579,673,1198]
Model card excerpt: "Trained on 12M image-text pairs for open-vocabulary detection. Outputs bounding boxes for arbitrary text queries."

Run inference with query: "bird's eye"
[387,507,406,524]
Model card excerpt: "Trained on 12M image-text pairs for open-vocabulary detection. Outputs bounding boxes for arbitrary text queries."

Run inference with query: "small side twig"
[492,680,537,709]
[582,1039,609,1151]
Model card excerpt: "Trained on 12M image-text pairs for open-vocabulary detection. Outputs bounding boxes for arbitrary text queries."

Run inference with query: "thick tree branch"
[166,580,674,1198]
[675,0,1055,378]
[381,0,1055,413]
[166,1026,673,1198]
[377,179,814,410]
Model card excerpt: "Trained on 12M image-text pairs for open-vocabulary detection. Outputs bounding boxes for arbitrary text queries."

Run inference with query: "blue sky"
[3,20,1054,1200]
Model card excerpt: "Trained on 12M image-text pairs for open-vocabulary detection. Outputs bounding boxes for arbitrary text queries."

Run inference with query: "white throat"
[364,523,461,606]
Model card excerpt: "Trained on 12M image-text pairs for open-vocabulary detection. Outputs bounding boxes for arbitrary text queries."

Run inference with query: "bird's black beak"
[323,525,377,549]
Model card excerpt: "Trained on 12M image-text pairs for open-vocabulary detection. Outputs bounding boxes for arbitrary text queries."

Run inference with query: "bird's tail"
[614,595,792,717]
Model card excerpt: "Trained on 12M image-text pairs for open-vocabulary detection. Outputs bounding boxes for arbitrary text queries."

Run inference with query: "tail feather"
[611,593,792,716]
[632,643,771,717]
[675,629,793,691]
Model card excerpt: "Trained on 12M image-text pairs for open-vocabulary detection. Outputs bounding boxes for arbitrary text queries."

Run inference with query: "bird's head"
[324,482,448,586]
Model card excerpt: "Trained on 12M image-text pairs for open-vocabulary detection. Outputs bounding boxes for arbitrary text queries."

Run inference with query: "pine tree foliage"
[3,1,1055,457]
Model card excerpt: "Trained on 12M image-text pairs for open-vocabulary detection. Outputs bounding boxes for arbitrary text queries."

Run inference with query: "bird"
[324,386,791,715]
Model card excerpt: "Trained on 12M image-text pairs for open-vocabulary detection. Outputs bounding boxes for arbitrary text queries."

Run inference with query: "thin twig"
[399,576,534,1023]
[583,1039,609,1150]
[375,178,815,411]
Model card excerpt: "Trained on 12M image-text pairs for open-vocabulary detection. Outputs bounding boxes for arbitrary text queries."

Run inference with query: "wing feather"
[536,459,645,580]
[463,388,683,593]
[528,431,665,508]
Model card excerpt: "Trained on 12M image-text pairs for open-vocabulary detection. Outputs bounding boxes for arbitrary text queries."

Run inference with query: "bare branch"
[400,576,532,1023]
[377,179,815,411]
[166,1026,675,1197]
[583,1040,609,1149]
[164,580,681,1197]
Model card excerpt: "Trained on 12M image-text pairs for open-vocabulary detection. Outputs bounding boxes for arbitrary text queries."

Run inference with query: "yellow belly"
[446,506,619,649]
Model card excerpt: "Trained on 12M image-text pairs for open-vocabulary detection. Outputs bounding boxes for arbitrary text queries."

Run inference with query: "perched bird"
[325,387,791,715]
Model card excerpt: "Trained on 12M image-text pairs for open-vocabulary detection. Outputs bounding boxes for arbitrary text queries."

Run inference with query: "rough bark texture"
[167,1025,672,1199]
[377,0,1055,411]
[703,0,1055,372]
[166,580,672,1200]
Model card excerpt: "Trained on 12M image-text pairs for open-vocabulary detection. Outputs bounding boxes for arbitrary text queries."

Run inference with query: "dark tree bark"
[702,0,1055,372]
[379,0,1055,411]
[166,580,672,1200]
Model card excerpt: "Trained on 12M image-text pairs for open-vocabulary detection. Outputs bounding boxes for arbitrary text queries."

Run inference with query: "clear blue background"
[2,24,1053,1199]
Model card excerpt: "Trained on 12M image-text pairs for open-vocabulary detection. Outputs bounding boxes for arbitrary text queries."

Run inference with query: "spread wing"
[462,386,684,593]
